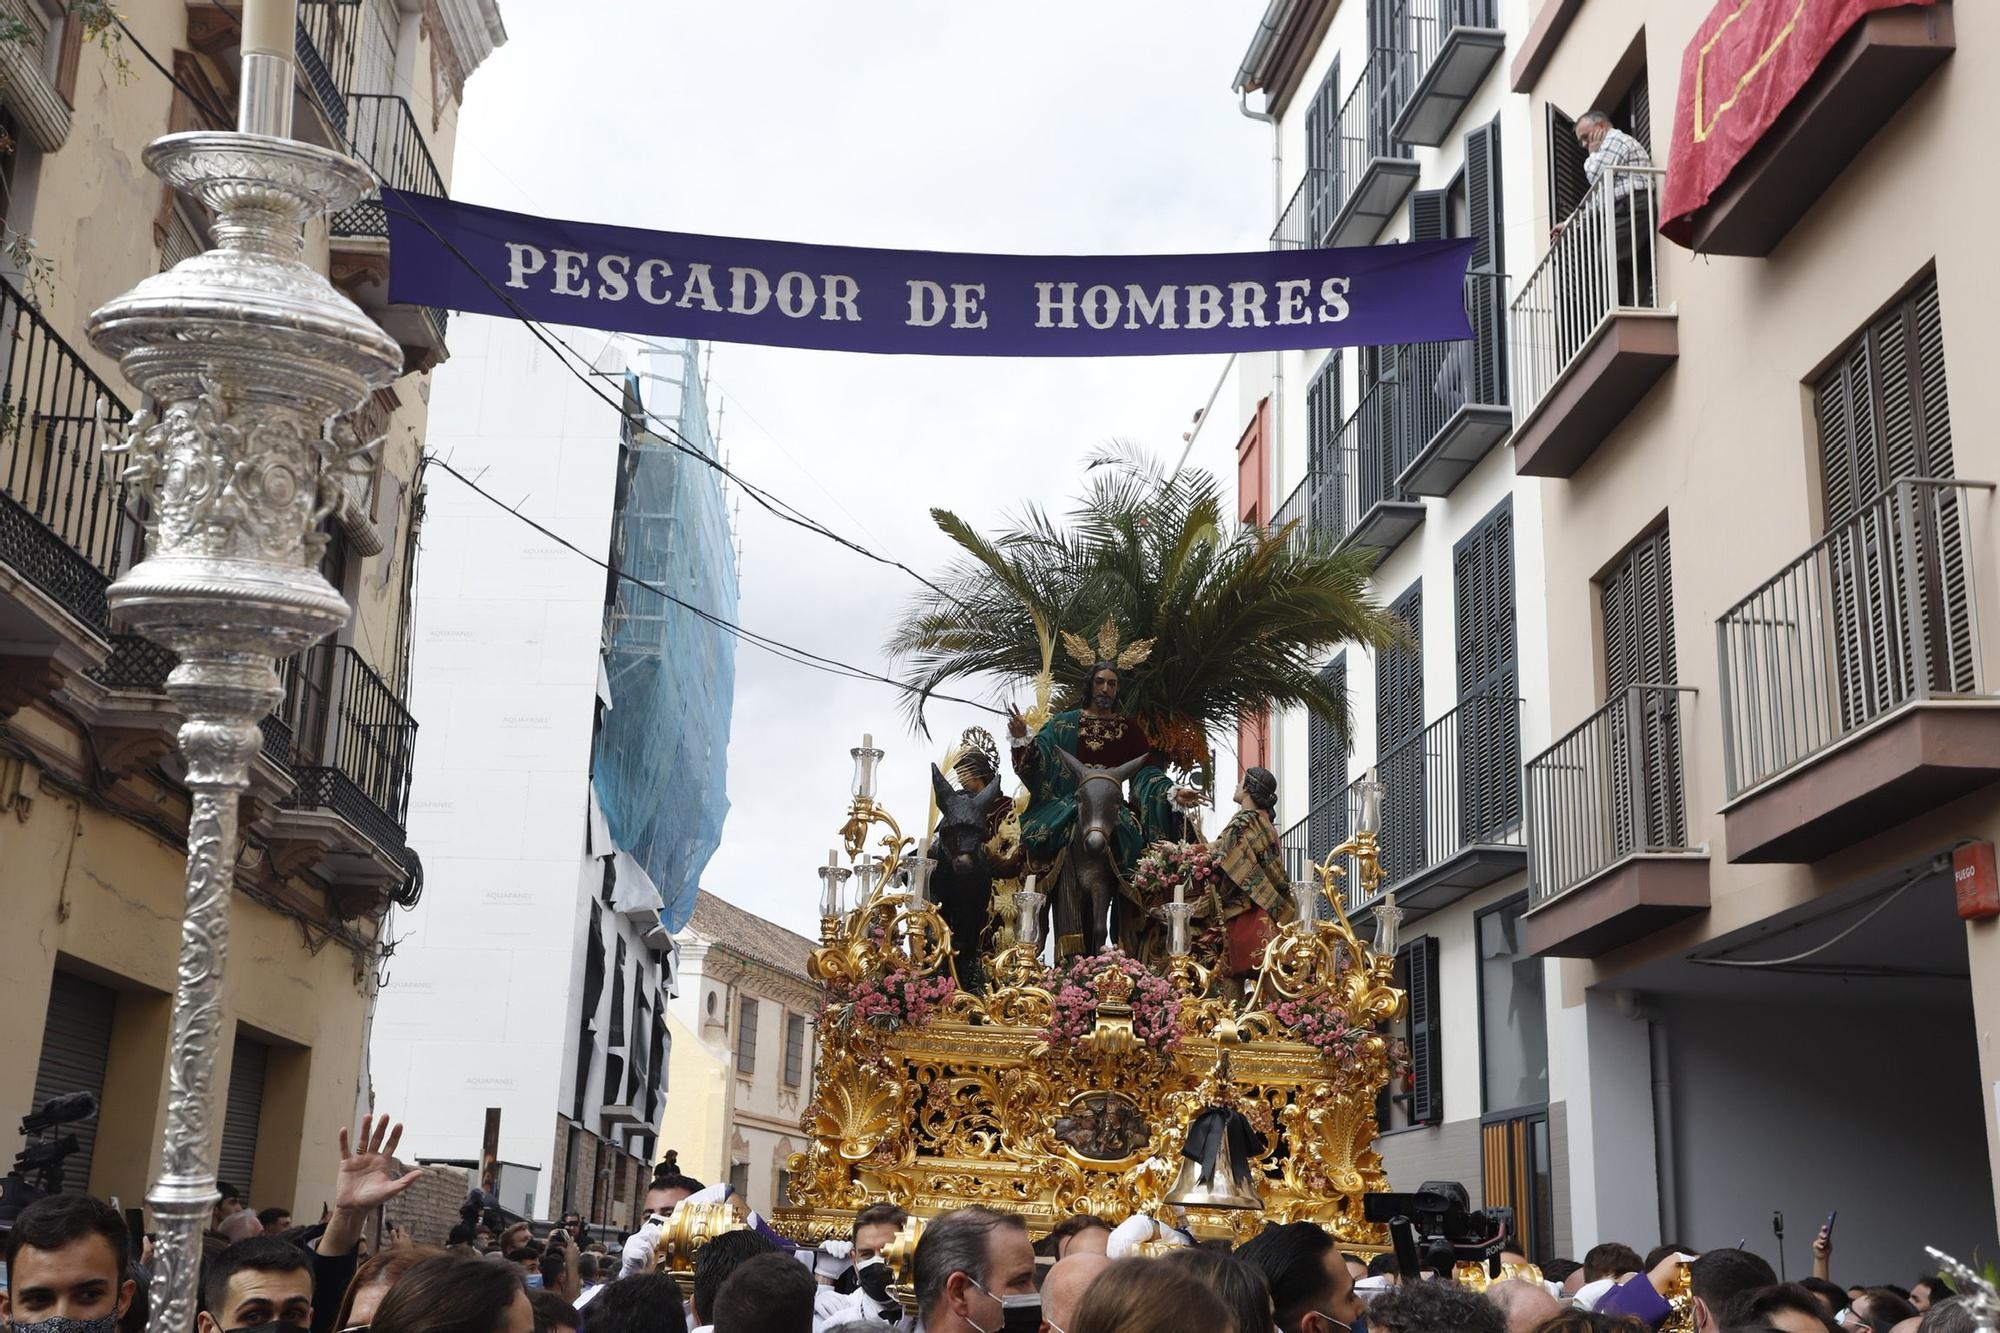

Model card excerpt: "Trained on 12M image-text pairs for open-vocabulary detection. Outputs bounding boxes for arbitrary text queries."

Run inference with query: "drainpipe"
[1238,87,1284,489]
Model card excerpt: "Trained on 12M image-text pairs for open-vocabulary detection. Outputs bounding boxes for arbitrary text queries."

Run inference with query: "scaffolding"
[592,339,737,932]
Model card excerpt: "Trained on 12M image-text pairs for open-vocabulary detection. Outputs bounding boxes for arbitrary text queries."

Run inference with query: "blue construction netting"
[592,339,737,932]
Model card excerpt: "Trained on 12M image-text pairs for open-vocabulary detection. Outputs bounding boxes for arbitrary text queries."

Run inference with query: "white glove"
[821,1239,854,1260]
[1105,1213,1186,1259]
[619,1217,665,1279]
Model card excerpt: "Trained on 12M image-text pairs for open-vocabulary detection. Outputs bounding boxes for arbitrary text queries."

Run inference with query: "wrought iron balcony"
[1523,685,1707,956]
[1717,478,2000,863]
[1269,49,1418,251]
[1507,165,1676,477]
[1330,379,1425,564]
[296,0,360,139]
[276,641,417,848]
[1389,0,1506,147]
[1397,271,1512,496]
[1286,684,1524,922]
[0,274,132,635]
[332,93,451,350]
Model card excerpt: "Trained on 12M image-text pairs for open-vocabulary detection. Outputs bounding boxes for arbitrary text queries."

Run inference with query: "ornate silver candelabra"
[83,6,401,1330]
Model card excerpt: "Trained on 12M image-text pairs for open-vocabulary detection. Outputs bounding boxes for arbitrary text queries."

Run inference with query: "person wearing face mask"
[1237,1221,1367,1333]
[198,1236,318,1333]
[1,1194,137,1333]
[914,1207,1040,1333]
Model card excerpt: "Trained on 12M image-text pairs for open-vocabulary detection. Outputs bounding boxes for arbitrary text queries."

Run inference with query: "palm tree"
[889,444,1408,780]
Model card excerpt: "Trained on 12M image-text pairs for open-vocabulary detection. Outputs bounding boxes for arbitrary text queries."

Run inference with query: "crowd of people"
[0,1124,1981,1333]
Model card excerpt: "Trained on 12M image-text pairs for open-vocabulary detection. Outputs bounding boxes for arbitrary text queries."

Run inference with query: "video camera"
[1361,1180,1514,1280]
[2,1092,99,1226]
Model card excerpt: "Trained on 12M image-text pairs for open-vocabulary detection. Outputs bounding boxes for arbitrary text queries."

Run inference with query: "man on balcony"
[1554,111,1656,307]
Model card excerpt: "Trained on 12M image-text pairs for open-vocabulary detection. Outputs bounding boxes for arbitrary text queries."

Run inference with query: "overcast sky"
[445,2,1269,940]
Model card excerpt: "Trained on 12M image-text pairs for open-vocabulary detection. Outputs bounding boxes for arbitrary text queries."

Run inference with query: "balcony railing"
[296,0,360,138]
[1270,48,1414,250]
[1527,685,1697,908]
[1397,272,1509,479]
[278,641,417,840]
[1508,165,1666,421]
[0,274,132,631]
[1331,378,1418,548]
[1717,478,1992,797]
[333,93,451,345]
[1375,684,1523,895]
[1281,777,1366,913]
[1391,0,1504,145]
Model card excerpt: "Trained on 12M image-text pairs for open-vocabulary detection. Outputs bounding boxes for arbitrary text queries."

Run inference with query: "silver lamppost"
[83,4,401,1330]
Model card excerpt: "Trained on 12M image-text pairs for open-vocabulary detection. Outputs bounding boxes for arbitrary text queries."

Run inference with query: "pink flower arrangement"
[1041,948,1181,1054]
[1129,840,1220,908]
[824,966,956,1034]
[1271,997,1370,1063]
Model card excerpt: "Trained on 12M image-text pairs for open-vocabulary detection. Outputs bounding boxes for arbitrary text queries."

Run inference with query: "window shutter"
[735,995,758,1077]
[1378,583,1425,883]
[784,1013,807,1088]
[1600,528,1682,850]
[1308,656,1349,863]
[1454,501,1518,844]
[1616,67,1652,153]
[1405,935,1443,1125]
[1307,59,1341,243]
[1464,118,1508,407]
[1308,353,1343,537]
[1409,189,1448,242]
[1546,104,1587,226]
[218,1034,268,1203]
[32,972,116,1195]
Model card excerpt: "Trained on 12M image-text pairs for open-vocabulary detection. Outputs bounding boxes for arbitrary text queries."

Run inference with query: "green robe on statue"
[1012,709,1181,879]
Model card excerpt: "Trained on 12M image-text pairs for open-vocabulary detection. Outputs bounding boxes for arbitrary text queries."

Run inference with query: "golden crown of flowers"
[1061,617,1155,672]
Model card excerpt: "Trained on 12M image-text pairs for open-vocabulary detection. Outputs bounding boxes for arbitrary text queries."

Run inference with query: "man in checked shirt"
[1553,110,1656,305]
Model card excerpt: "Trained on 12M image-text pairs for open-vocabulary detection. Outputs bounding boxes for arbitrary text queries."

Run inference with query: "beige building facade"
[665,892,818,1220]
[0,0,500,1220]
[1507,0,1999,1276]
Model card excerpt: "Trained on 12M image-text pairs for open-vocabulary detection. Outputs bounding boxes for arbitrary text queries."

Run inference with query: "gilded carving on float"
[774,736,1409,1246]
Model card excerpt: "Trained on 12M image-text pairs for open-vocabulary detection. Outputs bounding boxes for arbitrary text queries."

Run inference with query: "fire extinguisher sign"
[1952,840,2000,921]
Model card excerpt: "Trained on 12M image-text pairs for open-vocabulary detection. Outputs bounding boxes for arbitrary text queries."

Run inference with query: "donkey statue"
[1052,749,1151,958]
[929,763,1006,990]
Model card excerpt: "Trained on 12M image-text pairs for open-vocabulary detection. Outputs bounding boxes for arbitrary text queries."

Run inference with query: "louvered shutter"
[1546,105,1587,226]
[31,972,115,1194]
[1309,656,1349,865]
[1378,583,1425,884]
[218,1034,268,1202]
[1465,118,1508,407]
[1409,189,1448,242]
[1308,354,1343,540]
[1616,67,1652,152]
[1814,275,1965,724]
[1600,529,1681,851]
[1454,502,1518,844]
[1306,60,1341,243]
[1405,935,1443,1126]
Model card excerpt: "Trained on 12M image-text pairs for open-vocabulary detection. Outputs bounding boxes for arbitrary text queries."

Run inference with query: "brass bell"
[1163,1105,1264,1211]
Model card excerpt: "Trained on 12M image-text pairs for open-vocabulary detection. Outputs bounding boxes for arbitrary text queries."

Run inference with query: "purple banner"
[384,190,1475,357]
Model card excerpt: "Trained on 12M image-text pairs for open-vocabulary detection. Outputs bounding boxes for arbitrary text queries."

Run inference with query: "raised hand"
[334,1114,424,1213]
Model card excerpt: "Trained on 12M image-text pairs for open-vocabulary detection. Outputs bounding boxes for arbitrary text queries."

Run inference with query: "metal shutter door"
[217,1034,267,1202]
[32,972,116,1194]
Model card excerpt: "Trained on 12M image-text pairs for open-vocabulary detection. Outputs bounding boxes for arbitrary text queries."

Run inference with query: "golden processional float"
[767,731,1410,1250]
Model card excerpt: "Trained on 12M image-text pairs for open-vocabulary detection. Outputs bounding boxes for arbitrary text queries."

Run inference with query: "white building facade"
[373,317,734,1227]
[1222,0,1576,1259]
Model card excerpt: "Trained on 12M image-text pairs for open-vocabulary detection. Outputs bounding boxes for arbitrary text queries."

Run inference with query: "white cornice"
[433,0,507,81]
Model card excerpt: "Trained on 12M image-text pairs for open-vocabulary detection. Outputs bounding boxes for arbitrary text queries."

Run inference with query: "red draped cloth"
[1660,0,1939,246]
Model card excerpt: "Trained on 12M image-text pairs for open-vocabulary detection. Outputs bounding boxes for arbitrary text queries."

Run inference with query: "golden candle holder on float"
[775,737,1413,1249]
[652,1201,749,1298]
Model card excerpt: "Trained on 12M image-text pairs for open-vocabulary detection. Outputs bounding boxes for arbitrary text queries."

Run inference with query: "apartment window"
[1237,400,1270,527]
[218,1032,270,1202]
[1304,58,1341,243]
[1379,935,1442,1130]
[1306,352,1342,482]
[777,1168,793,1204]
[735,995,758,1078]
[1477,896,1548,1113]
[728,1161,750,1197]
[1307,656,1347,866]
[30,972,116,1195]
[1454,500,1518,843]
[783,1012,807,1089]
[1600,526,1684,848]
[1814,275,1953,526]
[1377,583,1425,885]
[609,937,627,1049]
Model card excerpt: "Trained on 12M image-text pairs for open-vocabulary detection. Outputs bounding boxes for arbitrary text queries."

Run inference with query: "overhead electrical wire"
[109,14,1004,712]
